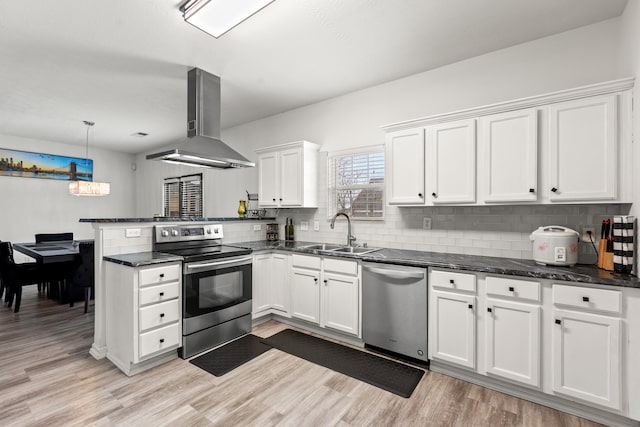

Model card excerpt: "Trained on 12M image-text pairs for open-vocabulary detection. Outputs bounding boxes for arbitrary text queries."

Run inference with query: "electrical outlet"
[314,220,320,231]
[300,221,309,231]
[253,224,261,231]
[423,217,432,230]
[125,228,141,238]
[581,226,595,242]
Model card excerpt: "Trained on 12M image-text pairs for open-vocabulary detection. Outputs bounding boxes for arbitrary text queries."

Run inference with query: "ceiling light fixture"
[68,121,111,196]
[181,0,275,38]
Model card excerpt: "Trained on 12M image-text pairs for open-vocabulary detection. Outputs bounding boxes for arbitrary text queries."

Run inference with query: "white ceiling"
[0,0,629,153]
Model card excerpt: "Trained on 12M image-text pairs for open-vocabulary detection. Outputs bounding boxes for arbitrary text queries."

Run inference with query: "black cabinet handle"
[529,188,535,193]
[159,338,165,343]
[418,193,423,198]
[555,319,562,325]
[468,304,473,309]
[159,273,165,278]
[279,198,283,201]
[449,279,455,284]
[582,296,590,302]
[487,307,492,313]
[272,198,276,202]
[160,313,165,318]
[323,279,328,284]
[314,278,318,283]
[432,192,437,198]
[159,292,164,297]
[551,187,558,192]
[508,286,515,292]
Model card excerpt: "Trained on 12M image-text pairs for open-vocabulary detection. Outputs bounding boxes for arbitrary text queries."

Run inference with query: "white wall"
[133,17,635,261]
[0,133,136,246]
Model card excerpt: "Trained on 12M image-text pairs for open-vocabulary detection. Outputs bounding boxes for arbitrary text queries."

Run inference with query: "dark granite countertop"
[103,252,183,267]
[231,240,640,289]
[81,217,276,223]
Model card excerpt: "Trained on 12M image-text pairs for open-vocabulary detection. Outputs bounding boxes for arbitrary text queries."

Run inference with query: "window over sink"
[163,173,203,217]
[328,147,384,220]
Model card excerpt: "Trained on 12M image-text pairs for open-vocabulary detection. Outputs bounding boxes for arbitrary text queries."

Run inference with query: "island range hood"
[146,68,255,168]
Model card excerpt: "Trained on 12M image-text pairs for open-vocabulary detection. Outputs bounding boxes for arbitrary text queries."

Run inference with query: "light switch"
[314,220,320,231]
[253,224,261,231]
[300,221,309,231]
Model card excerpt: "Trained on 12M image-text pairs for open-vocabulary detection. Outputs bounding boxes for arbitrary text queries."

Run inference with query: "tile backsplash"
[273,204,631,264]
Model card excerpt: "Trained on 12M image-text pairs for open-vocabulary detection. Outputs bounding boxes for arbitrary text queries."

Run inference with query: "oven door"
[182,255,252,335]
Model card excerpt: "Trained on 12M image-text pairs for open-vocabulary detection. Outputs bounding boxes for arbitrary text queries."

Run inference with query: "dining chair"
[34,232,74,298]
[68,241,94,313]
[0,242,46,313]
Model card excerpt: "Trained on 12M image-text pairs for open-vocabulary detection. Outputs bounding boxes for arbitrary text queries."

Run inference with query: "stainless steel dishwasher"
[362,262,428,362]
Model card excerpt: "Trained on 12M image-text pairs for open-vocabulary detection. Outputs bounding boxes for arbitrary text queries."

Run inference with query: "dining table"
[13,239,93,264]
[12,239,94,303]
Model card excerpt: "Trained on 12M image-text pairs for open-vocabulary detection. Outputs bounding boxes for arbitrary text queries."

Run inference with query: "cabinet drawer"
[139,282,180,306]
[292,254,322,270]
[139,323,181,359]
[431,269,476,292]
[139,264,181,287]
[139,300,180,332]
[553,284,621,315]
[323,257,358,276]
[486,276,541,302]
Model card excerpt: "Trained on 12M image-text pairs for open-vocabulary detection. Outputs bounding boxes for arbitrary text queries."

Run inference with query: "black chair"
[34,232,74,298]
[68,242,94,313]
[35,232,74,243]
[0,242,46,313]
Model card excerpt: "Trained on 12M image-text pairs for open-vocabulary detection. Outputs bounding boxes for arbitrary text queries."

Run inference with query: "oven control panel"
[154,224,223,243]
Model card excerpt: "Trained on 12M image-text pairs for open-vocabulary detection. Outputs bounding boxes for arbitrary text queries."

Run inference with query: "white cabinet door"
[322,272,359,336]
[387,128,426,205]
[291,267,320,324]
[279,147,303,206]
[552,309,621,410]
[258,151,279,207]
[430,290,476,369]
[270,253,290,315]
[427,119,476,204]
[252,253,271,318]
[548,95,617,201]
[486,298,540,387]
[480,109,538,203]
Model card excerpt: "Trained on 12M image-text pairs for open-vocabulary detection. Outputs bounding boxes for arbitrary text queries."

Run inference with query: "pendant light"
[68,121,111,196]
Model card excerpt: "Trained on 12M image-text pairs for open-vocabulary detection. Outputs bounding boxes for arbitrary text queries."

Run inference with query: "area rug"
[261,329,424,398]
[189,334,272,376]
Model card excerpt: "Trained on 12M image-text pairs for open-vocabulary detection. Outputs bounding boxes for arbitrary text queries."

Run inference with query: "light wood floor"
[0,286,602,427]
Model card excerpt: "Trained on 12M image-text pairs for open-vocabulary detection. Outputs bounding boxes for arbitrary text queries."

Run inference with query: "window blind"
[163,173,203,217]
[328,148,384,220]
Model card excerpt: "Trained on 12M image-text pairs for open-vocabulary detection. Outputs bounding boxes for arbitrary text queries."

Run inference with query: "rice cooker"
[529,226,579,266]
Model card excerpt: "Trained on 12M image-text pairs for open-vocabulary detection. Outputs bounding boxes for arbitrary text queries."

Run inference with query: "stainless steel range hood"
[146,68,255,168]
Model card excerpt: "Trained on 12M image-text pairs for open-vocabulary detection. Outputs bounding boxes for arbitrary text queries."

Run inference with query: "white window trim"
[327,145,385,221]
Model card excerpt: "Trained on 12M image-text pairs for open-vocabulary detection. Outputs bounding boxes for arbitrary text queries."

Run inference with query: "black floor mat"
[261,329,424,398]
[189,334,272,376]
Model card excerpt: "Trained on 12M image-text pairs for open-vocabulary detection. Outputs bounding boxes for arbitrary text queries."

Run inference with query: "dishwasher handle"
[363,265,425,281]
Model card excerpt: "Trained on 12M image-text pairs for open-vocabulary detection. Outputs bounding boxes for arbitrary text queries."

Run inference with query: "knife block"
[597,239,607,269]
[602,252,614,271]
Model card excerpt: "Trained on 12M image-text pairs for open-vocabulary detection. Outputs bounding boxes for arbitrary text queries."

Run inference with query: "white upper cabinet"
[382,79,632,206]
[427,119,476,204]
[548,95,617,202]
[387,128,425,205]
[256,141,319,208]
[479,109,538,203]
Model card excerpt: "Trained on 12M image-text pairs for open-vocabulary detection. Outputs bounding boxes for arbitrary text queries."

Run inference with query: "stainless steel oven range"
[153,224,252,358]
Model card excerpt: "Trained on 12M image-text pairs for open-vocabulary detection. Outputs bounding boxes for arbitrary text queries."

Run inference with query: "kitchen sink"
[300,243,344,251]
[331,246,381,255]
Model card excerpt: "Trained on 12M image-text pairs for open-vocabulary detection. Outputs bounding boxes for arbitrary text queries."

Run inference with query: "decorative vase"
[237,200,247,218]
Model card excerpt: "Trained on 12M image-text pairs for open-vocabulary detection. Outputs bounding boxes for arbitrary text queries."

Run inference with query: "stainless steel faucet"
[330,212,356,246]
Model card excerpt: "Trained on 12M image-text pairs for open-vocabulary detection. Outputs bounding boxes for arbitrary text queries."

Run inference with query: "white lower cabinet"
[428,269,637,424]
[486,298,540,387]
[105,261,182,376]
[290,254,360,337]
[291,266,321,323]
[430,289,476,369]
[551,284,621,410]
[252,252,290,319]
